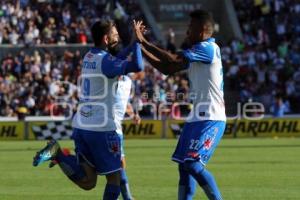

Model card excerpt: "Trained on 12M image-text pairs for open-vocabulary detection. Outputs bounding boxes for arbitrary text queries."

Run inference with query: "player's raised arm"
[101,42,144,78]
[115,44,134,59]
[133,20,188,75]
[115,25,142,59]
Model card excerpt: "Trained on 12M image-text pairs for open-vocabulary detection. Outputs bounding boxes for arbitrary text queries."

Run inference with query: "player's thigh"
[106,171,121,185]
[80,162,97,182]
[75,163,98,190]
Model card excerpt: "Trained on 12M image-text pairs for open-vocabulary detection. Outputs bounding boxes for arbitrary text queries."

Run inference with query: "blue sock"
[184,161,222,200]
[178,164,196,200]
[103,184,120,200]
[120,169,134,200]
[56,152,86,182]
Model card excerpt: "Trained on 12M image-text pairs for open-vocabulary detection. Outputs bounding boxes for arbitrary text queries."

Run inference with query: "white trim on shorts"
[172,157,206,166]
[97,167,122,175]
[172,157,184,163]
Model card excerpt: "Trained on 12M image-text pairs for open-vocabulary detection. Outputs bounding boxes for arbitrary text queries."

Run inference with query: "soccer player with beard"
[33,19,143,200]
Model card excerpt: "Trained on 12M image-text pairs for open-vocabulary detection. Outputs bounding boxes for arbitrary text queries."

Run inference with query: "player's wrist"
[127,111,135,118]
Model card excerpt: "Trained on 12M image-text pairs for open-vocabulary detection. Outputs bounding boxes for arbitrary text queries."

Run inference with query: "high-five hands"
[133,20,147,43]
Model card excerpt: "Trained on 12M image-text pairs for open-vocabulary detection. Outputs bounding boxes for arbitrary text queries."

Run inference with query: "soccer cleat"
[33,139,60,167]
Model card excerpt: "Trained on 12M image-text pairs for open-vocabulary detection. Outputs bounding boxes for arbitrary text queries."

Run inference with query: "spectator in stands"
[270,94,290,117]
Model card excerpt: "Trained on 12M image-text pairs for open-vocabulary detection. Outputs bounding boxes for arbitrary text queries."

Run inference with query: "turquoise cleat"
[33,139,60,167]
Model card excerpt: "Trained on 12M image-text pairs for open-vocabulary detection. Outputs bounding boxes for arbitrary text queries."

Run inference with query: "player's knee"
[179,163,185,172]
[120,170,128,185]
[184,161,204,175]
[120,178,127,185]
[121,157,126,169]
[76,175,97,191]
[79,180,97,191]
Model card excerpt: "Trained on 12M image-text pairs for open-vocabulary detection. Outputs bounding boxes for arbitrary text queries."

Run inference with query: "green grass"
[0,138,300,200]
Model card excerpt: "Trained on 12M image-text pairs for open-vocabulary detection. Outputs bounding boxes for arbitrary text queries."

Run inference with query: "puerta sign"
[146,0,203,22]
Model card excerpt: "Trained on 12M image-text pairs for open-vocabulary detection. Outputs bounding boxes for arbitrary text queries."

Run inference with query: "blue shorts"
[72,128,121,175]
[172,120,226,165]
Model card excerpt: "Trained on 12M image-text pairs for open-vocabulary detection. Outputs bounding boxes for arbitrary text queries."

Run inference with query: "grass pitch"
[0,138,300,200]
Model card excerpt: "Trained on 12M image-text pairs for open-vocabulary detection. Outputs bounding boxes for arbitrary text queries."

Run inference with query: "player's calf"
[33,140,97,191]
[55,149,99,191]
[178,163,196,200]
[120,158,134,200]
[184,161,222,200]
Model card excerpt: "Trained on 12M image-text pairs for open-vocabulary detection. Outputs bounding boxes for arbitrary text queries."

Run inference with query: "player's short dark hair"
[189,9,215,26]
[91,19,115,46]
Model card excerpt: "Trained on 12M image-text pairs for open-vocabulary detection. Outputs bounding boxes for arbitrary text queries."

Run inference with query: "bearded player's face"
[107,26,120,51]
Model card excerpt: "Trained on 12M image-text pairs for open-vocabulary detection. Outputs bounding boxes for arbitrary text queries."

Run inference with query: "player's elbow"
[160,68,171,75]
[157,65,171,75]
[165,57,186,75]
[156,66,177,75]
[165,62,184,75]
[155,60,173,75]
[136,60,144,72]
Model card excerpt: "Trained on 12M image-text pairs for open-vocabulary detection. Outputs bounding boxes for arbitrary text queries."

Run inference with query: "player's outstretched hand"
[133,114,141,125]
[133,20,146,43]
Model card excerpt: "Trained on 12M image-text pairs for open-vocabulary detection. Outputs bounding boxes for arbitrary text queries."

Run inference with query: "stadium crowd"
[1,0,300,119]
[224,0,300,115]
[0,0,146,45]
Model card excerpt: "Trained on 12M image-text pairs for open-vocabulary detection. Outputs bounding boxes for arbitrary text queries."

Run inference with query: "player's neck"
[201,35,212,42]
[94,44,107,51]
[200,32,212,42]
